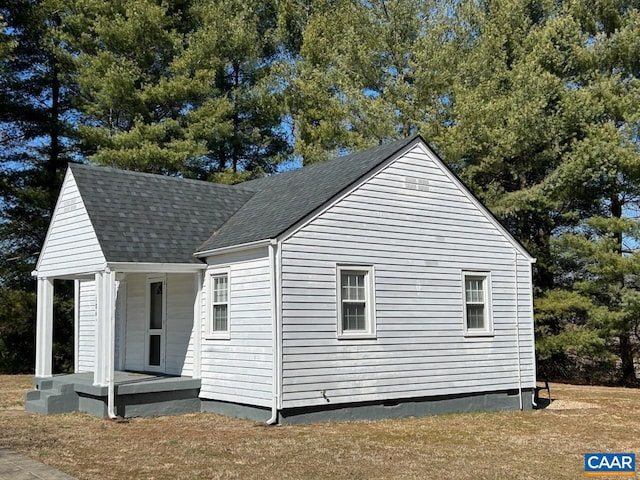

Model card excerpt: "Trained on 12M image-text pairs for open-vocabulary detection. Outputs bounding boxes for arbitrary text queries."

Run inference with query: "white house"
[27,135,537,423]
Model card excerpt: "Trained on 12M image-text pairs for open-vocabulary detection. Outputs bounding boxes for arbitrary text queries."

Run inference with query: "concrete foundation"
[278,388,534,424]
[26,374,534,424]
[200,399,272,422]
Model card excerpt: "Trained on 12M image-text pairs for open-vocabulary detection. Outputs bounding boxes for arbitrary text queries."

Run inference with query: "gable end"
[36,169,106,277]
[280,137,534,262]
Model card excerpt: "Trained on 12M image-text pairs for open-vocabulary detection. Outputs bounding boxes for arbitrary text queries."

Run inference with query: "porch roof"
[69,164,255,264]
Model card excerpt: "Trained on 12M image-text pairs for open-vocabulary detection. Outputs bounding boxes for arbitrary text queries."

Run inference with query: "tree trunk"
[613,195,636,384]
[620,332,637,385]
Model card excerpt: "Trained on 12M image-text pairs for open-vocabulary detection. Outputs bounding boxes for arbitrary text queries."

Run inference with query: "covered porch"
[30,264,205,418]
[29,163,244,417]
[26,371,201,417]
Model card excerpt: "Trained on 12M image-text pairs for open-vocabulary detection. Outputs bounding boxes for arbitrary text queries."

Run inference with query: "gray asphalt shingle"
[69,164,255,264]
[195,135,420,252]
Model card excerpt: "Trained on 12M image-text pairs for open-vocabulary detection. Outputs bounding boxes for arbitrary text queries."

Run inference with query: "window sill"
[463,330,494,338]
[337,333,377,340]
[204,334,230,341]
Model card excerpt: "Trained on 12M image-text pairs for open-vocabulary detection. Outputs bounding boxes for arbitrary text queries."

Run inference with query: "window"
[208,271,230,337]
[337,265,376,339]
[148,281,164,366]
[145,276,166,371]
[149,282,163,330]
[462,272,493,335]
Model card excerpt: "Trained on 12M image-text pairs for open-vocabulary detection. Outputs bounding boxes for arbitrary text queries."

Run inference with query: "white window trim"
[206,267,231,340]
[336,264,376,340]
[462,271,494,337]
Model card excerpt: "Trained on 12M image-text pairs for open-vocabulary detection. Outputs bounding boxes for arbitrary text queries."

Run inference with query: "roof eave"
[106,261,207,273]
[194,238,273,259]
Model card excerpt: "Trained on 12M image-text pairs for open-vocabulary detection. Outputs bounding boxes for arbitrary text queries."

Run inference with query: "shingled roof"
[68,135,421,263]
[69,164,254,264]
[195,135,420,253]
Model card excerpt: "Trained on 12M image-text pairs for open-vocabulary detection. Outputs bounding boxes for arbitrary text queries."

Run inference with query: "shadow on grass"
[533,381,553,409]
[534,397,552,409]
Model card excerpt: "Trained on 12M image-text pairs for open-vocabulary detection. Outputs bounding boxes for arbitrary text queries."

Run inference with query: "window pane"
[149,282,163,329]
[213,305,228,332]
[343,302,366,331]
[467,305,484,329]
[213,275,228,302]
[342,272,365,301]
[465,278,484,303]
[149,334,161,366]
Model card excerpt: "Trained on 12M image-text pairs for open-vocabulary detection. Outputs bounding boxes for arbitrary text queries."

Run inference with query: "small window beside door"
[208,270,230,339]
[149,282,163,329]
[147,279,165,369]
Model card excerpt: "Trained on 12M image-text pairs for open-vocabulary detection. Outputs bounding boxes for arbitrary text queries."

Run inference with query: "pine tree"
[69,0,291,182]
[422,0,640,382]
[288,0,444,164]
[0,0,76,372]
[67,0,194,175]
[416,0,587,289]
[177,0,291,181]
[536,0,640,383]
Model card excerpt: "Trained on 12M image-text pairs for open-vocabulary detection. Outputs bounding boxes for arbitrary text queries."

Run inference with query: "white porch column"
[74,279,80,373]
[35,277,54,378]
[94,270,116,387]
[192,271,203,379]
[94,272,104,385]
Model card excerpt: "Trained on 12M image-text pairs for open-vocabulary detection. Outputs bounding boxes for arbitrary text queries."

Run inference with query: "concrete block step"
[25,390,41,402]
[35,379,54,390]
[54,382,76,394]
[40,388,63,399]
[45,393,78,414]
[25,398,47,414]
[25,386,79,415]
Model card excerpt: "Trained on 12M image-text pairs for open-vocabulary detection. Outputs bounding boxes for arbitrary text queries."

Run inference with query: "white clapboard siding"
[124,273,196,376]
[199,248,273,408]
[165,274,195,376]
[76,279,96,372]
[124,274,146,372]
[280,144,535,409]
[114,280,127,370]
[37,171,105,277]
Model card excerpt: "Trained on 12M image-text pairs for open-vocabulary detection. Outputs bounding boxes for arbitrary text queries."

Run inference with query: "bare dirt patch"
[1,377,639,480]
[546,399,601,410]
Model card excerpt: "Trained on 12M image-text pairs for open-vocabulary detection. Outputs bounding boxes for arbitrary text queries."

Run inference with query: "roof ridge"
[241,135,422,190]
[195,134,423,253]
[68,162,258,192]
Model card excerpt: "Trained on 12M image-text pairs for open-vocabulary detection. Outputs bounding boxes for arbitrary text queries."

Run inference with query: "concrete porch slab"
[27,371,201,418]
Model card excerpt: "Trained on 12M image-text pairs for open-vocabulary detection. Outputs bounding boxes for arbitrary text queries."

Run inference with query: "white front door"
[145,276,166,372]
